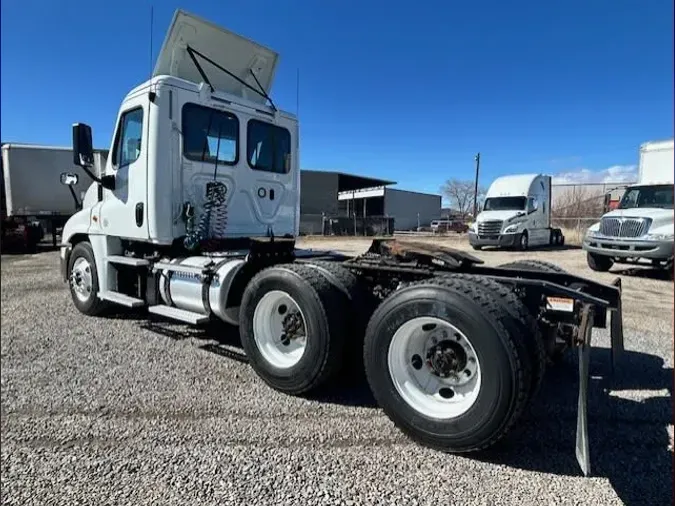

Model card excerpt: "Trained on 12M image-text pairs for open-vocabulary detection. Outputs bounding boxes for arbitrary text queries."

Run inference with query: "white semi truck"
[583,139,674,277]
[1,143,107,252]
[58,9,625,476]
[468,174,564,251]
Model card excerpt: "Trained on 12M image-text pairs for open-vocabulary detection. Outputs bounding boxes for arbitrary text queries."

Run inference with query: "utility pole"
[472,152,481,219]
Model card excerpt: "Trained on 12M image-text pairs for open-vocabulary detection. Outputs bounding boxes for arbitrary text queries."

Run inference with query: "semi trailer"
[583,139,674,277]
[58,9,624,476]
[468,174,564,251]
[1,143,108,252]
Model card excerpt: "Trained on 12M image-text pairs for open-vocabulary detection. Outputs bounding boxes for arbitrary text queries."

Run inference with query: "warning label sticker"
[545,296,575,313]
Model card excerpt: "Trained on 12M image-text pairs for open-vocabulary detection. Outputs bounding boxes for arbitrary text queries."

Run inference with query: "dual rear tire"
[239,262,371,395]
[240,264,540,453]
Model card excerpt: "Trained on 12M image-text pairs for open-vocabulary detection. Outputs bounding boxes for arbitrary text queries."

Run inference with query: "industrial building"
[300,169,441,235]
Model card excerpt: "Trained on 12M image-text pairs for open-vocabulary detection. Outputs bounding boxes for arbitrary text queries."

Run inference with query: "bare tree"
[440,179,486,217]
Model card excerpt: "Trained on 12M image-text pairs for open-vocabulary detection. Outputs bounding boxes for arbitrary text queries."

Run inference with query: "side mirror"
[72,123,94,168]
[100,174,116,191]
[60,172,79,185]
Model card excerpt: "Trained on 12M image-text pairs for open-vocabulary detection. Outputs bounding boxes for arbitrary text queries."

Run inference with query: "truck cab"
[468,173,563,250]
[59,10,300,289]
[583,139,674,276]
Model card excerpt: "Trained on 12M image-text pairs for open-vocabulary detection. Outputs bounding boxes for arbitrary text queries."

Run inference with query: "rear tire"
[364,277,531,453]
[67,241,108,316]
[498,259,575,365]
[499,259,567,274]
[472,245,482,251]
[446,274,547,402]
[302,260,375,376]
[239,263,348,395]
[587,252,613,272]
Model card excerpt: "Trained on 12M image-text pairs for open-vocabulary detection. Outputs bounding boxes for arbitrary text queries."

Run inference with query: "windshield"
[483,196,527,211]
[618,184,674,210]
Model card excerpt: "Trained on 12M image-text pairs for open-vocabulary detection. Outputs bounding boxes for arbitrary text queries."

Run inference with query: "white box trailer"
[1,143,108,251]
[468,173,564,250]
[583,139,674,276]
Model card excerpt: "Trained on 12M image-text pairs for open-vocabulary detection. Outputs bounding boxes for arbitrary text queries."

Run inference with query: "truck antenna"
[149,5,154,79]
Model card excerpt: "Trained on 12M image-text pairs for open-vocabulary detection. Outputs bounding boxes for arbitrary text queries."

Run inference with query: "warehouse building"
[300,169,441,234]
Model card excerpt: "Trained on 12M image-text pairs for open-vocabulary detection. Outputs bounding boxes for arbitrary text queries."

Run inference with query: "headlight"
[646,233,674,241]
[468,222,476,232]
[504,223,520,233]
[586,229,600,238]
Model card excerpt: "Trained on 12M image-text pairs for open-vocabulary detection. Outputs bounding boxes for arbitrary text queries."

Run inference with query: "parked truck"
[1,143,108,252]
[468,173,564,251]
[583,139,674,277]
[58,9,624,476]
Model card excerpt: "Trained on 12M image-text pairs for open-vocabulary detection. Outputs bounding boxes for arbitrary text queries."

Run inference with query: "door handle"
[135,203,144,227]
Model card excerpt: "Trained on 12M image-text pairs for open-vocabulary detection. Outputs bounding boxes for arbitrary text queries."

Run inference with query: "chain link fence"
[551,182,636,244]
[299,213,395,236]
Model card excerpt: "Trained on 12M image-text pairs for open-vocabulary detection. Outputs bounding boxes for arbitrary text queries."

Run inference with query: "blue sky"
[1,0,673,197]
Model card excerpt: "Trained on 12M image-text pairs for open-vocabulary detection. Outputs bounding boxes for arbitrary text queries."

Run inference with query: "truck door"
[98,98,149,240]
[244,118,295,236]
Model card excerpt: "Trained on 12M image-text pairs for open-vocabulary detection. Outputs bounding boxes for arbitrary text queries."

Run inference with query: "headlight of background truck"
[504,223,520,233]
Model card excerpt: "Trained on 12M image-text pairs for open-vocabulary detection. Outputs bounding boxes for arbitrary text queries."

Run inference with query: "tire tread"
[367,275,532,453]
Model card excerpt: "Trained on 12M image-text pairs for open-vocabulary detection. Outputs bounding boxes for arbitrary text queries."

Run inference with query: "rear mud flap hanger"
[576,276,624,477]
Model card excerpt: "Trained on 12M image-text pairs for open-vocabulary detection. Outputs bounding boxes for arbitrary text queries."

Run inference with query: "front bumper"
[60,245,71,282]
[468,231,521,248]
[582,235,674,260]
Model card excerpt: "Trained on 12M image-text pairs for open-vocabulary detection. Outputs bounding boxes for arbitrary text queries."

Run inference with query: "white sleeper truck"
[583,139,674,277]
[468,174,564,251]
[59,9,625,476]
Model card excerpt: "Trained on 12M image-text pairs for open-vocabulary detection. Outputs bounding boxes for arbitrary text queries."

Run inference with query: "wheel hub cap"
[427,341,467,378]
[253,291,307,369]
[387,316,482,419]
[70,257,93,302]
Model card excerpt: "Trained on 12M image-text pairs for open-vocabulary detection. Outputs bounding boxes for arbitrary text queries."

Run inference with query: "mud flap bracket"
[609,277,624,374]
[575,303,594,477]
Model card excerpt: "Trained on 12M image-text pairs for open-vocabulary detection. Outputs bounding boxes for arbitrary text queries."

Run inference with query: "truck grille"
[599,217,651,238]
[478,220,503,236]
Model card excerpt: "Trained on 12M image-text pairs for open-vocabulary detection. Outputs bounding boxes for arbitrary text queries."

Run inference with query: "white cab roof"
[153,10,279,104]
[486,174,543,198]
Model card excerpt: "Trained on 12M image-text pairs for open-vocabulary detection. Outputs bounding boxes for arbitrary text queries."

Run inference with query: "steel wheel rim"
[70,257,93,303]
[387,316,481,419]
[253,290,307,369]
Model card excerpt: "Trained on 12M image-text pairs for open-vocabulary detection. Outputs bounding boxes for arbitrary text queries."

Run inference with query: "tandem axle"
[60,236,624,477]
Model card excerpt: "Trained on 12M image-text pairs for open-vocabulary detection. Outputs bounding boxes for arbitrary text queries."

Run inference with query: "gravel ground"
[1,239,672,505]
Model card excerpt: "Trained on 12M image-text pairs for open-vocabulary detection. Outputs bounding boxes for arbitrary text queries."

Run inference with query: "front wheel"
[67,242,108,316]
[586,252,613,272]
[518,231,529,251]
[364,279,531,452]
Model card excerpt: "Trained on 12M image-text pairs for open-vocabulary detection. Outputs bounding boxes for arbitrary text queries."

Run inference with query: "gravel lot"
[1,238,672,505]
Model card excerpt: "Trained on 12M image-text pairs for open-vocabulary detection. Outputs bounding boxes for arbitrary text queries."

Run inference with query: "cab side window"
[247,119,291,174]
[112,107,144,168]
[182,103,239,164]
[527,197,538,213]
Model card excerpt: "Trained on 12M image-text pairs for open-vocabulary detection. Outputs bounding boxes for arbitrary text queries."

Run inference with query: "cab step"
[107,255,149,267]
[99,290,145,308]
[148,305,210,325]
